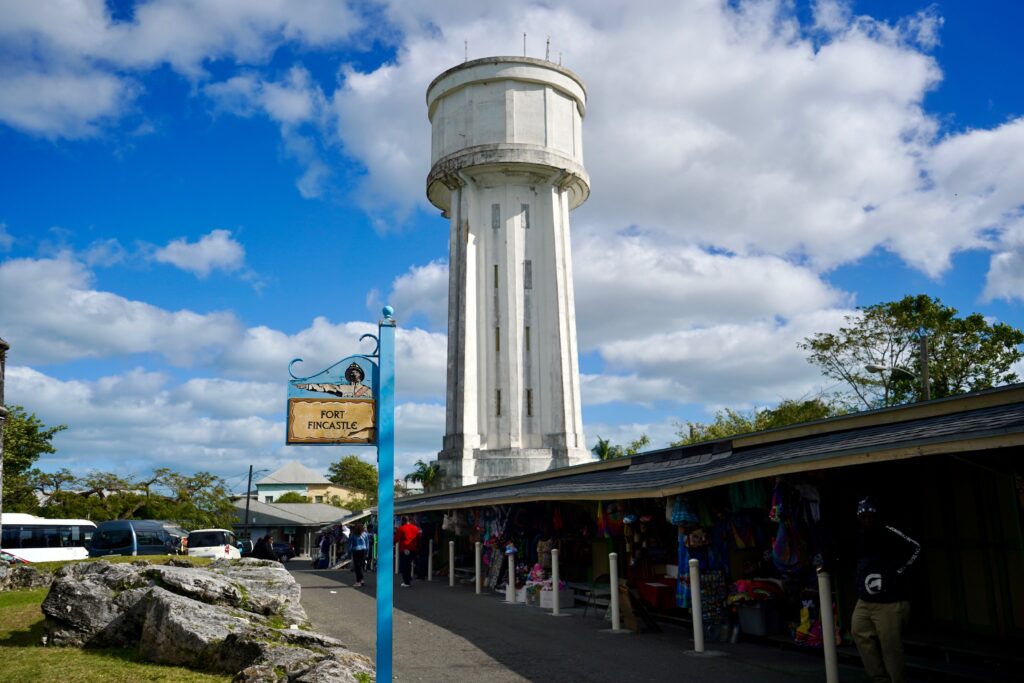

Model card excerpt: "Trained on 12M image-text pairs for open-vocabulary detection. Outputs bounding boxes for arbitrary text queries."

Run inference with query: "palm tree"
[405,460,444,492]
[591,436,624,461]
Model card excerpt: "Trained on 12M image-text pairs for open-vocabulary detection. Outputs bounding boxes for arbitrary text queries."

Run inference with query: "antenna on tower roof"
[545,36,550,61]
[523,32,527,57]
[558,52,562,66]
[464,40,468,62]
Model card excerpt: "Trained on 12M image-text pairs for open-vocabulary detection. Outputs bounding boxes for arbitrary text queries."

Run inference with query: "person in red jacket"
[395,516,421,587]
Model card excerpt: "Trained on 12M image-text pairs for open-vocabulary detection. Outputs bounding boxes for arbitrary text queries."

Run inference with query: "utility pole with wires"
[243,464,254,538]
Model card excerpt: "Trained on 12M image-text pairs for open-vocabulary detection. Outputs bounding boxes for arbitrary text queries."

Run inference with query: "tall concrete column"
[426,57,593,486]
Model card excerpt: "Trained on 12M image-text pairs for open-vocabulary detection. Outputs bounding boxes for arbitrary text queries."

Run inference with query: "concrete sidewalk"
[291,565,874,683]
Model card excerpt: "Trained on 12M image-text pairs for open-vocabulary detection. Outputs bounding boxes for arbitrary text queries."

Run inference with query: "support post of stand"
[475,541,482,594]
[394,543,399,575]
[551,548,564,616]
[689,558,704,653]
[505,553,516,603]
[427,539,433,581]
[449,541,455,588]
[818,568,839,683]
[609,552,621,631]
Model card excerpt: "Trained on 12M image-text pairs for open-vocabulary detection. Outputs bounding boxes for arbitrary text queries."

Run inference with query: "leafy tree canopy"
[2,405,67,511]
[673,398,842,446]
[275,491,309,504]
[591,434,651,460]
[800,295,1023,410]
[405,460,444,492]
[327,454,378,501]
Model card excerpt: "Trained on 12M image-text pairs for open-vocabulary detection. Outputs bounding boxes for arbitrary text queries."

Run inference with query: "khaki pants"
[852,599,910,683]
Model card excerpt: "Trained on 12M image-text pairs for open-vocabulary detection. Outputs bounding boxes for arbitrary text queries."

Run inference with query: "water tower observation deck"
[426,56,590,215]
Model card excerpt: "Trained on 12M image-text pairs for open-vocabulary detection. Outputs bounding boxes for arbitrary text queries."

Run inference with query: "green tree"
[673,398,841,446]
[405,460,444,492]
[591,434,650,460]
[800,295,1024,410]
[327,455,378,502]
[2,406,67,513]
[275,491,310,503]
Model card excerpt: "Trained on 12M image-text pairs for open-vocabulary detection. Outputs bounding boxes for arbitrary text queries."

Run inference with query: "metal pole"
[475,541,482,594]
[375,308,396,683]
[394,543,399,574]
[427,539,434,581]
[449,540,456,588]
[609,552,621,631]
[689,558,704,652]
[505,552,516,603]
[919,335,931,401]
[551,548,561,615]
[0,337,9,551]
[243,465,253,539]
[818,569,840,683]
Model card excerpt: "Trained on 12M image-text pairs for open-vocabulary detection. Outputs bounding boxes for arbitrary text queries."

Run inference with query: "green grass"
[0,562,229,682]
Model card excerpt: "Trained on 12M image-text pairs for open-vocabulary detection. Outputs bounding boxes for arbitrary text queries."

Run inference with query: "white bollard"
[449,540,455,588]
[689,558,704,653]
[427,539,434,581]
[505,552,516,603]
[551,548,563,616]
[475,542,482,595]
[394,543,399,575]
[609,552,621,631]
[817,569,840,683]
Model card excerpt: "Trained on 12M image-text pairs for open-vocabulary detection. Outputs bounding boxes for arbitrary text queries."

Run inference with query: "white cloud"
[371,259,450,330]
[982,222,1024,303]
[0,0,361,138]
[153,229,246,277]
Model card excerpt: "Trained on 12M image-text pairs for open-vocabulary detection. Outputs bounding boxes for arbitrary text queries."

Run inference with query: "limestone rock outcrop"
[40,558,374,682]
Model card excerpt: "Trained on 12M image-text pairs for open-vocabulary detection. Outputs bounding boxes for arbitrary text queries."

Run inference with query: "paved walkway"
[291,565,873,682]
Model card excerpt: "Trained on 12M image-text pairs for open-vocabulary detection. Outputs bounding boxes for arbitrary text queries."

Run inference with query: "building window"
[496,389,502,416]
[525,326,531,352]
[492,203,500,230]
[494,264,499,289]
[526,388,534,417]
[521,203,530,229]
[315,496,324,503]
[524,260,532,289]
[264,496,274,503]
[496,326,500,352]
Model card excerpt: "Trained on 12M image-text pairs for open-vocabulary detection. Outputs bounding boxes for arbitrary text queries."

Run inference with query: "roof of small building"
[233,499,348,527]
[256,461,331,486]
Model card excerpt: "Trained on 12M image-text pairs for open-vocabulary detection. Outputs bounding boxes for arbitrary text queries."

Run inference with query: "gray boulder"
[138,587,251,669]
[208,559,307,627]
[0,564,51,591]
[147,565,244,607]
[41,561,152,647]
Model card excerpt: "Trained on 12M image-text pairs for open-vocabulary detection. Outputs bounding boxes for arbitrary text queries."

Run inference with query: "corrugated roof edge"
[410,383,1024,505]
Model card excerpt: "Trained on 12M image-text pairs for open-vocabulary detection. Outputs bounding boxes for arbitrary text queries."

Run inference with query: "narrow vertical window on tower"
[494,264,498,289]
[496,327,500,352]
[521,204,530,229]
[524,326,531,352]
[492,203,500,230]
[524,260,532,289]
[496,389,502,416]
[526,389,534,417]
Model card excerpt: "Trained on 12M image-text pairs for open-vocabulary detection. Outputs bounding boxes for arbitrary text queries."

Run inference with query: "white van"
[187,528,241,560]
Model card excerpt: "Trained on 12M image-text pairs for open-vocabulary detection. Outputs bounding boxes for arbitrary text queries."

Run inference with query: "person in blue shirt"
[350,523,370,587]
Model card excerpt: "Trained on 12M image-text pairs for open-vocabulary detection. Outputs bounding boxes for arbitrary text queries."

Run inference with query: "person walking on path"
[350,523,370,587]
[395,516,421,587]
[851,498,921,683]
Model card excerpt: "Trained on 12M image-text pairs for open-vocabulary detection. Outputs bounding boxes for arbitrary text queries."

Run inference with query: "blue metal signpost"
[376,307,395,682]
[286,306,396,682]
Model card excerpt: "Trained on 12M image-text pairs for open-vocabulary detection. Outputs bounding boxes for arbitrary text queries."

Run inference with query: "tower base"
[437,447,593,488]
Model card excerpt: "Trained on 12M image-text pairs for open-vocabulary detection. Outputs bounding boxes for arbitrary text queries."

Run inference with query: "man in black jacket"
[852,498,920,683]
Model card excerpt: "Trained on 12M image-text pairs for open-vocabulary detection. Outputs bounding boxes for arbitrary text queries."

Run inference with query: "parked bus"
[0,513,97,562]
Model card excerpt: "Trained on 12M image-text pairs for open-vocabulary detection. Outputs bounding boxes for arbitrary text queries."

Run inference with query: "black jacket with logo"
[855,525,921,603]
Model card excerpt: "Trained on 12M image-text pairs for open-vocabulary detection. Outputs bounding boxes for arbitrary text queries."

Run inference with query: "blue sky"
[1,0,1022,491]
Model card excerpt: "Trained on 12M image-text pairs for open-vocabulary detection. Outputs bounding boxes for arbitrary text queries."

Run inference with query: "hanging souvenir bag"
[671,496,699,526]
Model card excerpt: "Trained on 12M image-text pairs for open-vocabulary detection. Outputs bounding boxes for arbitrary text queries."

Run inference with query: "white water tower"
[426,56,592,486]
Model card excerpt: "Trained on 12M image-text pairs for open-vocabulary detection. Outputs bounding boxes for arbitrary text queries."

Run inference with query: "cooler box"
[540,588,574,610]
[738,602,779,636]
[638,582,674,611]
